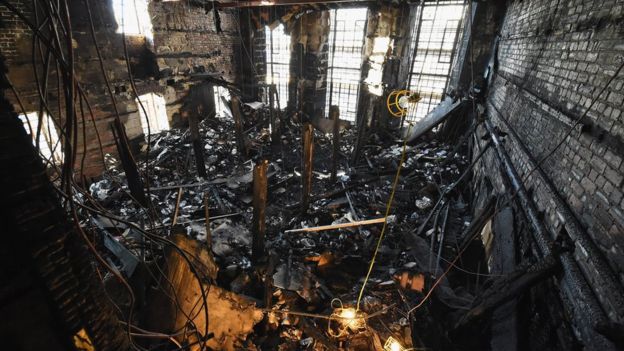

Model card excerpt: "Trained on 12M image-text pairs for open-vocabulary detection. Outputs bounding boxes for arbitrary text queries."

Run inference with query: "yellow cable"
[356,109,415,311]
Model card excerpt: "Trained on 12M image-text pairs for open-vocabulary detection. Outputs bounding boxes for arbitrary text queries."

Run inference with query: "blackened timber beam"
[454,254,560,330]
[301,124,314,214]
[406,97,465,144]
[204,193,212,248]
[188,112,207,177]
[111,119,147,207]
[252,160,269,263]
[330,106,340,182]
[269,84,280,146]
[230,95,247,156]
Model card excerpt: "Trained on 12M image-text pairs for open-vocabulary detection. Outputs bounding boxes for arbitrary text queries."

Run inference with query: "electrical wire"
[355,108,416,311]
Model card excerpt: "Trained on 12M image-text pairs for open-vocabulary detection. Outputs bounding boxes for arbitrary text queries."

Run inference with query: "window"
[265,24,291,108]
[407,0,466,122]
[213,86,231,118]
[136,93,169,136]
[19,112,63,164]
[326,8,368,122]
[112,0,153,42]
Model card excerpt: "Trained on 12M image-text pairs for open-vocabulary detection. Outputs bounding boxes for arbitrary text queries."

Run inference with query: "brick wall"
[0,0,241,178]
[149,2,241,126]
[150,2,239,81]
[473,0,624,327]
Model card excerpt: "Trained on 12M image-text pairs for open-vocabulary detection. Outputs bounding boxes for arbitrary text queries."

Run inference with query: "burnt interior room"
[1,0,623,350]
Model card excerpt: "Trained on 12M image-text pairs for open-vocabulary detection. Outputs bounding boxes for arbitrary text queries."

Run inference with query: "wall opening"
[136,93,169,137]
[213,86,232,118]
[325,8,368,122]
[18,112,63,164]
[265,24,291,109]
[407,0,466,122]
[112,0,153,42]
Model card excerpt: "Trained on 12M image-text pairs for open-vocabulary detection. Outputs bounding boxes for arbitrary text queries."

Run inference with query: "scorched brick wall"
[473,0,624,324]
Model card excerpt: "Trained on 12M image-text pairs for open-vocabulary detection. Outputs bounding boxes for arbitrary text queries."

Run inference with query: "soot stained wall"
[0,0,241,178]
[471,0,624,332]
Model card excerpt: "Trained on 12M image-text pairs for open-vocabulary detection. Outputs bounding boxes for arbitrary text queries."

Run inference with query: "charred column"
[301,124,314,213]
[330,105,340,182]
[269,84,280,146]
[252,160,269,263]
[111,118,147,207]
[204,193,212,248]
[230,95,247,156]
[188,112,207,177]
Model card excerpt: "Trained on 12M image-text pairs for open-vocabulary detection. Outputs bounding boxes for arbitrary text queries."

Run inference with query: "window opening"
[326,8,368,122]
[136,93,169,137]
[407,0,466,122]
[213,86,232,118]
[265,24,291,108]
[112,0,153,42]
[18,112,63,164]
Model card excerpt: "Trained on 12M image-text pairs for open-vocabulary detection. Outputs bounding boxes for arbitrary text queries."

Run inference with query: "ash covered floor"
[86,101,499,351]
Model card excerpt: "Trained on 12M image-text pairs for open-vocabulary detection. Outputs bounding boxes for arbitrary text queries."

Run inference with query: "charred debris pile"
[84,96,499,350]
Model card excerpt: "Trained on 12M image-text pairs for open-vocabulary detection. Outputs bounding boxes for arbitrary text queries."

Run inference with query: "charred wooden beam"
[351,96,376,165]
[457,196,496,251]
[204,192,212,247]
[454,254,560,330]
[268,84,281,146]
[230,95,247,156]
[264,253,278,309]
[330,105,340,182]
[111,118,147,207]
[301,124,314,213]
[188,112,207,177]
[252,160,269,263]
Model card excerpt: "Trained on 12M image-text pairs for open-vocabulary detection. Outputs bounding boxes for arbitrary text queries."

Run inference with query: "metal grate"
[326,8,368,122]
[406,0,466,122]
[265,24,291,108]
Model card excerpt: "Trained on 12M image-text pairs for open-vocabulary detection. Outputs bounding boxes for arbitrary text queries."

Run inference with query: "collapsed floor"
[77,97,519,351]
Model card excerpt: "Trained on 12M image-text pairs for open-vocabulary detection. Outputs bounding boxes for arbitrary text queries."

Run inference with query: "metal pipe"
[484,118,615,350]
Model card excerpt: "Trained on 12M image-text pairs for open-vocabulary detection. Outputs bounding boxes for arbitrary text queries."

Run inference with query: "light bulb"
[340,308,356,320]
[384,337,404,351]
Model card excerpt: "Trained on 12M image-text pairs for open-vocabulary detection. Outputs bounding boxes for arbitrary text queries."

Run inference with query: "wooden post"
[171,187,183,227]
[329,105,340,182]
[268,84,280,146]
[252,160,269,263]
[351,96,377,165]
[188,112,207,177]
[111,119,147,207]
[204,192,212,248]
[230,95,247,156]
[301,124,314,214]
